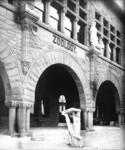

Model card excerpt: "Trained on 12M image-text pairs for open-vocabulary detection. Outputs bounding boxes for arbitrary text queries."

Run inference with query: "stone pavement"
[0,126,124,150]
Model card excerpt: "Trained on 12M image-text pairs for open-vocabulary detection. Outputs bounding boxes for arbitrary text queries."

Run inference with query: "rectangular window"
[35,0,45,22]
[77,21,85,45]
[103,18,109,29]
[68,0,76,12]
[80,0,87,10]
[79,9,87,21]
[95,11,101,22]
[103,39,107,57]
[116,47,121,64]
[109,44,114,61]
[110,25,115,34]
[117,30,121,38]
[65,14,73,38]
[50,2,61,31]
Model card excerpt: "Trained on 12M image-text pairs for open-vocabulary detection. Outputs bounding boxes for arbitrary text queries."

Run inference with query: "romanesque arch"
[24,50,92,111]
[94,73,122,126]
[0,34,22,105]
[95,73,122,101]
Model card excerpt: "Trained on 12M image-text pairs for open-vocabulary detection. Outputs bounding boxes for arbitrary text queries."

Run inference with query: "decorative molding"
[21,61,30,75]
[19,3,39,31]
[5,101,33,108]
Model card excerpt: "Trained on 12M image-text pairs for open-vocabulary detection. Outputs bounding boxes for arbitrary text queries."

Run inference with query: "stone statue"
[90,22,98,47]
[62,108,83,148]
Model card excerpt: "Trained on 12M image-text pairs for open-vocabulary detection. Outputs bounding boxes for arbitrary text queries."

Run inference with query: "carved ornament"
[19,3,39,30]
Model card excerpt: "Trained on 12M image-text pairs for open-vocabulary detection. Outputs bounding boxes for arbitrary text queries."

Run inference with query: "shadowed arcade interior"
[94,81,120,126]
[31,64,80,127]
[0,74,8,131]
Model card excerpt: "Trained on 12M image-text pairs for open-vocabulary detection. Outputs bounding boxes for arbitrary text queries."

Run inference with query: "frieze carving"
[5,101,33,108]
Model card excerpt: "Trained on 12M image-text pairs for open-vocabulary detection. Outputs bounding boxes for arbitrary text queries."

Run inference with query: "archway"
[0,74,8,131]
[94,81,120,126]
[31,64,81,127]
[0,61,11,133]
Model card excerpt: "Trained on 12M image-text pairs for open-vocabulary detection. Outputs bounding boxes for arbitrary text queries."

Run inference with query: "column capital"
[5,101,33,108]
[74,16,79,22]
[61,7,67,14]
[18,102,33,108]
[5,101,17,108]
[19,3,39,30]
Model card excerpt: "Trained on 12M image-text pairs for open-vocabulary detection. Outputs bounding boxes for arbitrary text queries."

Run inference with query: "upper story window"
[35,0,88,46]
[35,0,45,22]
[65,13,73,38]
[80,0,87,10]
[68,0,76,12]
[95,11,122,65]
[77,21,86,45]
[50,2,60,30]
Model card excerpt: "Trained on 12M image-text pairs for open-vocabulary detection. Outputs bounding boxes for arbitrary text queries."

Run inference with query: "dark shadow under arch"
[94,80,120,126]
[31,64,85,127]
[0,61,11,131]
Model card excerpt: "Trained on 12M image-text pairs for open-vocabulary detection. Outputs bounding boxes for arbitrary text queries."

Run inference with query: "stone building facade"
[0,0,125,136]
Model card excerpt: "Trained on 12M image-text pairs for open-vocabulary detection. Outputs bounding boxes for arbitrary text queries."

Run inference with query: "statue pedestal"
[62,108,83,148]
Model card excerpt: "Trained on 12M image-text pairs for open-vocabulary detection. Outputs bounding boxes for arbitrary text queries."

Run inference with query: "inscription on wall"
[53,34,76,54]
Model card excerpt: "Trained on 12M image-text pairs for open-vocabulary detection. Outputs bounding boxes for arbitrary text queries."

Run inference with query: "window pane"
[50,17,58,29]
[50,6,59,20]
[35,0,44,11]
[65,28,71,37]
[65,17,72,30]
[36,9,43,21]
[35,0,44,22]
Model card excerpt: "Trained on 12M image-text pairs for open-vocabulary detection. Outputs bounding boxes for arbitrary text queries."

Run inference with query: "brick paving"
[0,126,124,150]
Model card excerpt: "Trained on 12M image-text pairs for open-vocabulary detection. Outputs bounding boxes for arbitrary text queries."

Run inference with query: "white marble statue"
[90,22,98,46]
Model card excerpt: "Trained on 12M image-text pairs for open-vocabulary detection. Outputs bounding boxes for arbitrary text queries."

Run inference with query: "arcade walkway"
[0,126,124,149]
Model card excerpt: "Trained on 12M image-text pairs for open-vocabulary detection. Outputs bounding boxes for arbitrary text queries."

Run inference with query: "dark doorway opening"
[94,81,120,126]
[31,64,80,127]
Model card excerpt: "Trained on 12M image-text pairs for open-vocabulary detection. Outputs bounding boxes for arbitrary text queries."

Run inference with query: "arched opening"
[94,81,120,126]
[31,64,81,127]
[0,64,9,133]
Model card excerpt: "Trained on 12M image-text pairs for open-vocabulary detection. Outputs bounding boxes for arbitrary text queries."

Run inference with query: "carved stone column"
[60,8,67,33]
[5,102,17,136]
[82,111,87,130]
[87,111,93,130]
[44,0,52,25]
[9,106,16,135]
[113,46,116,62]
[106,41,110,58]
[118,113,122,126]
[19,2,39,75]
[17,105,26,135]
[25,107,31,132]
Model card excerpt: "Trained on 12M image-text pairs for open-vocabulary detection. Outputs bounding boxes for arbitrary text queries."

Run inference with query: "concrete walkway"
[0,126,124,150]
